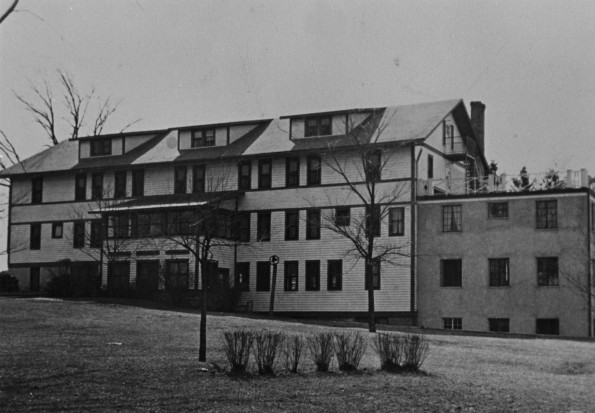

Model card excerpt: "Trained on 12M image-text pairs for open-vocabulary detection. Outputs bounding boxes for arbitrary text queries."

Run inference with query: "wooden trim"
[165,249,190,255]
[226,126,230,145]
[136,250,160,256]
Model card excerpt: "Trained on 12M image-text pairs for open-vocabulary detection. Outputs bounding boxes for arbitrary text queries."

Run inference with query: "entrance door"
[136,261,160,297]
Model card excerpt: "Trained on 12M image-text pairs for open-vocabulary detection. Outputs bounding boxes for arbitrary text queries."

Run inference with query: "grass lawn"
[1,298,594,412]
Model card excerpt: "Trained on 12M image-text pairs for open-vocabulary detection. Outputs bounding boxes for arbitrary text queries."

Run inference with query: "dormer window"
[305,116,332,137]
[90,138,112,157]
[191,129,215,148]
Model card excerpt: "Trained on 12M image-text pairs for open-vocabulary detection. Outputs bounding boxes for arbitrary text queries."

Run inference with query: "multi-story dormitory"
[2,99,594,337]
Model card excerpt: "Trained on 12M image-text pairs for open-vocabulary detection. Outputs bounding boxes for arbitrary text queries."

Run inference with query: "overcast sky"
[1,0,594,269]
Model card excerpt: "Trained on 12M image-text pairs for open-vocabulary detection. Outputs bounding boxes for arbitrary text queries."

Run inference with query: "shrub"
[372,333,403,372]
[222,329,254,373]
[282,335,305,373]
[372,333,429,372]
[401,334,429,372]
[334,332,367,371]
[0,271,19,293]
[253,330,285,375]
[307,332,335,372]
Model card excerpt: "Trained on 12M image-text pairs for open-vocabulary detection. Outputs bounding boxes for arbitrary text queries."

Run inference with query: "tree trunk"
[366,262,376,333]
[199,258,207,362]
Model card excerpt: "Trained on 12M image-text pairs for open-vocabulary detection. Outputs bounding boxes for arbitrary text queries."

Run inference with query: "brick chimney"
[470,101,486,155]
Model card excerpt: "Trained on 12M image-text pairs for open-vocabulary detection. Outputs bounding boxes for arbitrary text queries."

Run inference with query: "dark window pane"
[193,165,205,193]
[238,161,251,190]
[335,207,350,226]
[30,224,41,250]
[389,207,404,236]
[536,200,557,229]
[174,166,187,194]
[92,172,104,200]
[257,211,271,242]
[31,177,43,204]
[307,156,321,185]
[489,258,510,287]
[235,262,250,292]
[365,259,380,290]
[258,159,272,189]
[443,317,462,330]
[427,155,434,179]
[132,170,144,197]
[327,260,342,291]
[285,210,299,240]
[488,202,508,218]
[256,261,270,291]
[443,205,462,232]
[365,205,381,237]
[115,171,127,198]
[306,260,320,291]
[75,173,86,201]
[284,261,298,291]
[286,157,300,187]
[52,222,63,239]
[488,318,510,333]
[536,318,559,335]
[90,220,103,248]
[73,221,85,248]
[442,259,462,287]
[306,209,321,240]
[537,257,559,286]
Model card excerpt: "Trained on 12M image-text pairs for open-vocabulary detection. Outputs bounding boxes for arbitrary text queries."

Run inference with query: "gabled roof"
[0,99,486,177]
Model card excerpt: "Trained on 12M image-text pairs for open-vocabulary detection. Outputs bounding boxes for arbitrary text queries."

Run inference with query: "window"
[306,260,320,291]
[236,212,250,242]
[75,173,86,201]
[114,171,127,199]
[216,213,233,239]
[488,202,508,219]
[537,257,558,286]
[91,172,104,200]
[441,259,462,287]
[257,211,271,242]
[286,157,300,187]
[536,318,559,335]
[365,259,380,290]
[306,209,321,240]
[256,261,270,291]
[284,261,299,291]
[442,205,462,232]
[365,205,381,238]
[235,262,250,292]
[73,221,85,248]
[238,161,251,190]
[90,138,111,156]
[107,261,130,293]
[443,317,462,330]
[165,260,189,290]
[111,214,131,238]
[191,128,215,148]
[132,170,144,197]
[307,156,321,185]
[489,258,509,287]
[90,220,103,248]
[442,121,454,147]
[30,267,40,292]
[285,210,299,241]
[193,165,205,193]
[389,207,404,236]
[364,150,382,182]
[52,222,63,239]
[327,260,342,291]
[335,207,350,226]
[167,211,194,236]
[488,318,510,333]
[30,223,41,250]
[427,155,434,179]
[536,200,557,229]
[304,115,332,137]
[258,159,272,189]
[174,166,187,194]
[31,177,43,204]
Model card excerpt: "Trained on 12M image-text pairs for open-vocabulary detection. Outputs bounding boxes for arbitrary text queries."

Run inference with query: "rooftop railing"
[418,169,593,197]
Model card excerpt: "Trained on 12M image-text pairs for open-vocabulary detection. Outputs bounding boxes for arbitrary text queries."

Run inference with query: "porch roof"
[89,191,243,214]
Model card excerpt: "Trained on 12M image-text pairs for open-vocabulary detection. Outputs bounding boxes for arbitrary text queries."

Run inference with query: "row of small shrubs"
[221,329,428,375]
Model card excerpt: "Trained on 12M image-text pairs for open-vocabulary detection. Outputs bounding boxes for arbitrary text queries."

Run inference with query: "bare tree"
[13,70,134,146]
[0,0,19,25]
[321,110,410,332]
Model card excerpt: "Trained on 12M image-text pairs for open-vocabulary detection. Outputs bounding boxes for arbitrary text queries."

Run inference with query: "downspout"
[410,144,423,323]
[587,192,592,337]
[7,179,12,267]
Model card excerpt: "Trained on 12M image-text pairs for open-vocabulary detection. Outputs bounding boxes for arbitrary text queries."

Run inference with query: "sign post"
[269,255,279,316]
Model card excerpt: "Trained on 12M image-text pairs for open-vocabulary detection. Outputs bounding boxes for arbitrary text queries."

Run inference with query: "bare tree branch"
[0,0,19,25]
[14,80,59,145]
